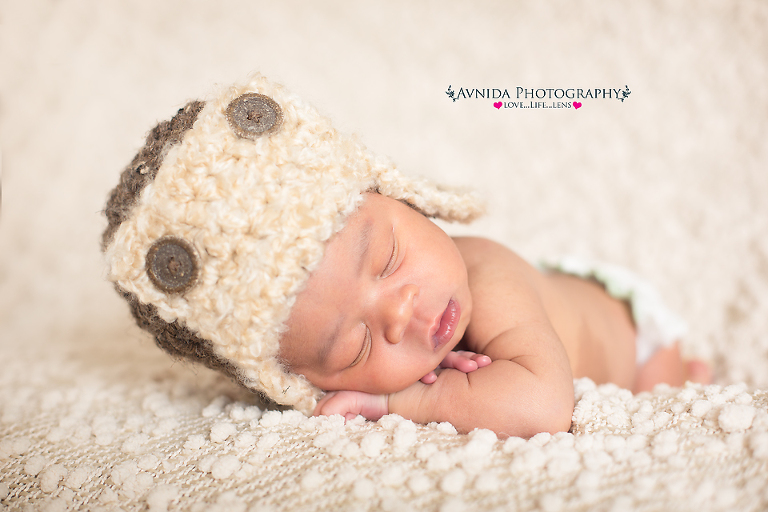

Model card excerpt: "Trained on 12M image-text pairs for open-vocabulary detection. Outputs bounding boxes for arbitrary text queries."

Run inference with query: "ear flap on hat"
[368,154,485,223]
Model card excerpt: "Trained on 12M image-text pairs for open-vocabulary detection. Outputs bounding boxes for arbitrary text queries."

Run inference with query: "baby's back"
[538,271,637,388]
[454,237,638,389]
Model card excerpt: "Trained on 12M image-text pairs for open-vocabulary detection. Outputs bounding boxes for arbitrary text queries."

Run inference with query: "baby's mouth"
[432,299,460,350]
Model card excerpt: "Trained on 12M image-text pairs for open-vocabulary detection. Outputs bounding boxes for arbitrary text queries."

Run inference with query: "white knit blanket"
[2,358,766,512]
[2,1,768,510]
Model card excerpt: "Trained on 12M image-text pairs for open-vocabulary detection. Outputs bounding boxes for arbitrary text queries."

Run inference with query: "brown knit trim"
[115,284,252,385]
[101,101,205,250]
[101,100,272,402]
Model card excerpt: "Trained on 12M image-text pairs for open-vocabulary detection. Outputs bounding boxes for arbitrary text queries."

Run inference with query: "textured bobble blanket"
[2,1,768,510]
[2,360,767,511]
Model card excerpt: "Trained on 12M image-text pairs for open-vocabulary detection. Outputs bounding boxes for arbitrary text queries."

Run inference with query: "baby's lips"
[432,299,460,350]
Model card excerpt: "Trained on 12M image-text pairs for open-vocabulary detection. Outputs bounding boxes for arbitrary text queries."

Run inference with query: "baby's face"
[279,193,472,395]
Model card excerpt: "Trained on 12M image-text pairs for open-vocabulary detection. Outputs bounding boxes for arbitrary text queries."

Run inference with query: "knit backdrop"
[1,1,767,511]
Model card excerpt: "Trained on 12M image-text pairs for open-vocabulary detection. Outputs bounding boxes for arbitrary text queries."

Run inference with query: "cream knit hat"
[102,74,483,414]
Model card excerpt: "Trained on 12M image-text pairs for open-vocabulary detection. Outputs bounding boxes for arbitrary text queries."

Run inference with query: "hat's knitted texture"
[102,74,483,414]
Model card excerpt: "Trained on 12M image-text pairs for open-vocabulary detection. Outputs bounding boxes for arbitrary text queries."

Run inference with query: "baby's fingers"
[439,351,492,373]
[313,391,339,416]
[314,390,388,422]
[438,351,482,373]
[420,371,438,384]
[471,353,492,368]
[453,351,491,368]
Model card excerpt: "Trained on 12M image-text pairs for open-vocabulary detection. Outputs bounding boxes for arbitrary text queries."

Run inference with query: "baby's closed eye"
[380,233,399,278]
[349,326,371,368]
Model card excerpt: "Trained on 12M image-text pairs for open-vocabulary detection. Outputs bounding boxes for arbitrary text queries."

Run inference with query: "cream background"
[1,2,768,510]
[3,0,767,387]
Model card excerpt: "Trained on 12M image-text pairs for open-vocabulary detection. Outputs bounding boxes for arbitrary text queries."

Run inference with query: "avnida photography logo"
[445,85,631,110]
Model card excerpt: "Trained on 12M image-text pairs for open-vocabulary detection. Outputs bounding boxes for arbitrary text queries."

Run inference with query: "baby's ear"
[368,156,485,224]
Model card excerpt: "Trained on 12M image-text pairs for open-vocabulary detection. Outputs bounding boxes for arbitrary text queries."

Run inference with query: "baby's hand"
[314,390,388,422]
[420,351,492,384]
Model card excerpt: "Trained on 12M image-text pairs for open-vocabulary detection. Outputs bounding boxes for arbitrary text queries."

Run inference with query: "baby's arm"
[315,322,573,438]
[388,236,574,437]
[315,351,491,420]
[317,238,575,438]
[387,321,574,437]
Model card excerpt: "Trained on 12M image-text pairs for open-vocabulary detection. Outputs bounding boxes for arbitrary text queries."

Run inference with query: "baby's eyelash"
[380,237,398,278]
[349,327,370,368]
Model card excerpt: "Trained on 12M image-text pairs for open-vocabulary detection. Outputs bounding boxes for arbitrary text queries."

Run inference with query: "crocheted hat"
[102,74,483,414]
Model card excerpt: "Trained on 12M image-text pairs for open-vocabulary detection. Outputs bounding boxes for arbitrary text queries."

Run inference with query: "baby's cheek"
[351,366,418,394]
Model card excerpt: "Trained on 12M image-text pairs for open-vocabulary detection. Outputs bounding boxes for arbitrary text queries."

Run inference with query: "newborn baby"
[102,74,709,438]
[280,192,710,437]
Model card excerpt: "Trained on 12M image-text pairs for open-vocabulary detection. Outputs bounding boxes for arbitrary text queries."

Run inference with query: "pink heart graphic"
[573,102,582,109]
[493,101,503,109]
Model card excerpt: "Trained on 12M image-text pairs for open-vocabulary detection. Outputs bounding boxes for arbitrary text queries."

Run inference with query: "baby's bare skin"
[526,259,639,391]
[424,239,676,392]
[288,194,704,437]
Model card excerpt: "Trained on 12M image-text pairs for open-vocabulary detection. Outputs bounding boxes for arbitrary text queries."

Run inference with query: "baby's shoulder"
[453,237,551,350]
[452,236,545,311]
[452,236,531,276]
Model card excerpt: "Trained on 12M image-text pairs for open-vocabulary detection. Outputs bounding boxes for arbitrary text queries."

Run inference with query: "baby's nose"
[383,284,419,345]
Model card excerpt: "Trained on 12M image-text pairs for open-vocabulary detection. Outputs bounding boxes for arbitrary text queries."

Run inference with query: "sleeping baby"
[102,74,710,438]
